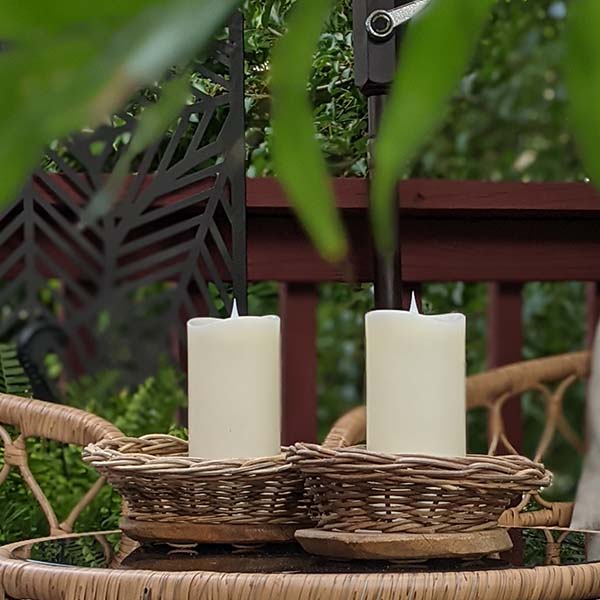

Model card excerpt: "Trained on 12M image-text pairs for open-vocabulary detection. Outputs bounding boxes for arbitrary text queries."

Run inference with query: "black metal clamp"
[365,0,429,41]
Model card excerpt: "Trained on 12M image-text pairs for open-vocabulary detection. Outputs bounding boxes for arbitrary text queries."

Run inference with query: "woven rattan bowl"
[287,443,551,535]
[83,435,312,545]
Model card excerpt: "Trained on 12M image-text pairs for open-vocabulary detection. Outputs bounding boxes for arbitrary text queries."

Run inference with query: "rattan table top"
[0,529,599,600]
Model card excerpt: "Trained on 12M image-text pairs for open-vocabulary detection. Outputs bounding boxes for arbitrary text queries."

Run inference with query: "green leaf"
[371,0,495,255]
[271,0,348,263]
[0,0,240,207]
[565,0,600,185]
[0,0,154,42]
[0,37,107,203]
[122,0,240,84]
[82,72,191,224]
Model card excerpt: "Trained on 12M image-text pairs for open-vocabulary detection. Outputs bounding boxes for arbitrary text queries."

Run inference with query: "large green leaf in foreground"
[371,0,495,255]
[271,0,348,263]
[82,72,191,224]
[565,0,600,186]
[0,0,239,208]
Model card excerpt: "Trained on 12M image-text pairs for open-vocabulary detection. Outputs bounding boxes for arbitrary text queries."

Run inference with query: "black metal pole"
[368,95,402,309]
[354,0,413,310]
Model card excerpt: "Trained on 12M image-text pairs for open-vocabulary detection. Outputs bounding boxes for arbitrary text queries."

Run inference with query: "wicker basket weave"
[83,435,312,541]
[287,443,551,534]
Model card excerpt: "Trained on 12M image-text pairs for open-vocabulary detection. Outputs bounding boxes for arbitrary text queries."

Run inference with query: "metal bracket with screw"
[365,0,430,40]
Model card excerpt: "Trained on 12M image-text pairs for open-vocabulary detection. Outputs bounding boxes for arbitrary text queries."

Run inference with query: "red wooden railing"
[14,176,600,445]
[247,178,600,445]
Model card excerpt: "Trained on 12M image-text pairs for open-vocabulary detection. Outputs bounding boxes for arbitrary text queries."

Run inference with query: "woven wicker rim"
[84,434,292,476]
[288,443,552,489]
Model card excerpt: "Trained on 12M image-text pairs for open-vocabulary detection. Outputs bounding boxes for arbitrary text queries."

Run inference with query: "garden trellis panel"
[0,14,246,381]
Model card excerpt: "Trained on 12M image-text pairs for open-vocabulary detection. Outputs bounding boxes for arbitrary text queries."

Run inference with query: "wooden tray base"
[121,517,299,546]
[295,528,513,561]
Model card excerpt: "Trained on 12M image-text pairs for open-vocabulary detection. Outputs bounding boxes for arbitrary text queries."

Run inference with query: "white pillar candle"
[187,302,281,459]
[366,293,466,456]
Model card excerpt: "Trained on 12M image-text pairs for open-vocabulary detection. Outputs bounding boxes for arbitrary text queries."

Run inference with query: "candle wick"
[231,299,239,319]
[409,291,419,314]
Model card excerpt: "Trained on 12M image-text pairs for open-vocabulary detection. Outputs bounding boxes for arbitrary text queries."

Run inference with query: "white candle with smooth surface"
[187,302,281,459]
[366,294,466,456]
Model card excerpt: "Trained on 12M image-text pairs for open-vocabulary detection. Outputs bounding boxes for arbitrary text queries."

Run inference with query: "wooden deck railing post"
[487,282,524,452]
[279,283,319,444]
[487,281,524,563]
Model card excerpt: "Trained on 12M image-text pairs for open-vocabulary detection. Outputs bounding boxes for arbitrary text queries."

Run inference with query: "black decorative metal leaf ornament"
[0,14,246,384]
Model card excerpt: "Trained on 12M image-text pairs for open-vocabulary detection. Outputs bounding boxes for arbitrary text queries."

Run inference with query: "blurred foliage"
[0,0,240,205]
[245,0,365,177]
[522,282,586,498]
[246,0,579,182]
[65,361,187,437]
[413,0,580,182]
[317,284,373,439]
[29,534,120,568]
[565,0,600,187]
[2,0,593,260]
[523,527,585,567]
[255,0,593,258]
[270,0,348,261]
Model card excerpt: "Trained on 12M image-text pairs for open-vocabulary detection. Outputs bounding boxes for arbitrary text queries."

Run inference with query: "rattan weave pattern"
[83,435,311,526]
[2,530,600,600]
[0,393,122,538]
[287,444,551,534]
